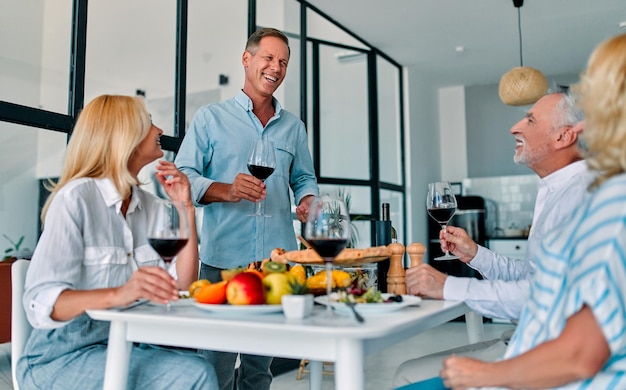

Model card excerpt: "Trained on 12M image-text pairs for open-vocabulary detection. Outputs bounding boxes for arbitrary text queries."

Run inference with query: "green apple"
[262,272,292,305]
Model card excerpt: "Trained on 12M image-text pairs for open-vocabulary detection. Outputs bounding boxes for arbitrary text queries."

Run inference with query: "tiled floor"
[1,322,514,390]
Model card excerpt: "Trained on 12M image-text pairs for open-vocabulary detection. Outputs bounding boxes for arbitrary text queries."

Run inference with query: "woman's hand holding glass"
[152,160,199,289]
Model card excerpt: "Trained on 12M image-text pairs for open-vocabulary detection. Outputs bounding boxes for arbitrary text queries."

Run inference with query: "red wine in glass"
[426,182,459,260]
[427,207,457,226]
[147,238,189,266]
[304,195,351,323]
[247,164,275,181]
[147,200,190,309]
[308,238,349,259]
[247,139,276,217]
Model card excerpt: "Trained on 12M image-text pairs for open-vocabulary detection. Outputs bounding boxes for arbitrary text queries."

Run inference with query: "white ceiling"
[306,0,626,88]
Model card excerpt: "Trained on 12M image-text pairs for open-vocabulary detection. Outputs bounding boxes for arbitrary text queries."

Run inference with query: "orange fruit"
[244,269,265,280]
[189,279,210,298]
[288,264,306,285]
[195,281,228,304]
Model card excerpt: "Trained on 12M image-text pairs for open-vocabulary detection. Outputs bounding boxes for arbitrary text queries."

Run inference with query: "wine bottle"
[382,203,398,243]
[375,203,392,292]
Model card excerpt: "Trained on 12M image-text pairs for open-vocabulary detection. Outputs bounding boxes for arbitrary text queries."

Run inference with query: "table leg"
[309,360,322,390]
[465,310,485,344]
[334,339,363,390]
[103,321,132,390]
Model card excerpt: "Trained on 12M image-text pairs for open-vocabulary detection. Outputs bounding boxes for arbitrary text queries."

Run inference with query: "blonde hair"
[575,33,626,188]
[42,95,152,221]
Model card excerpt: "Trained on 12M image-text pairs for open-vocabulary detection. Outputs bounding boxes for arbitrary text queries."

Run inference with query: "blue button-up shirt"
[175,91,319,268]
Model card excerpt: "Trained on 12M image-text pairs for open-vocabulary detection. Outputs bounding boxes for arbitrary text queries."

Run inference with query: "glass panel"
[306,8,367,50]
[352,220,372,248]
[84,0,177,135]
[0,0,72,113]
[318,184,371,215]
[378,57,402,185]
[0,122,67,253]
[318,184,371,248]
[380,189,405,245]
[186,0,247,131]
[257,1,302,121]
[256,0,301,37]
[318,44,369,179]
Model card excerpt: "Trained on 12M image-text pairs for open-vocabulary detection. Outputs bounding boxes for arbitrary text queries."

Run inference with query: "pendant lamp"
[498,0,548,106]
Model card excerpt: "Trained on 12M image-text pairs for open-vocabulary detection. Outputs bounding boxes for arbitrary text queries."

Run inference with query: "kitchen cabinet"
[487,239,527,260]
[485,239,528,324]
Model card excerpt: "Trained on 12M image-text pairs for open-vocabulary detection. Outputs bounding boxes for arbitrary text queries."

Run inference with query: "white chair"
[11,259,31,390]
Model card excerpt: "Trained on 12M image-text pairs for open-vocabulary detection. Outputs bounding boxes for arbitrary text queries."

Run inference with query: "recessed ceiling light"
[620,21,626,29]
[455,46,465,53]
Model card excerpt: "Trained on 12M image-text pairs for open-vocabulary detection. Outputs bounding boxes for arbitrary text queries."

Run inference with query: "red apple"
[226,272,266,305]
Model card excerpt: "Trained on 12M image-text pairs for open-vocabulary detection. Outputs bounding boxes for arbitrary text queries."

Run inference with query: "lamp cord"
[517,7,523,66]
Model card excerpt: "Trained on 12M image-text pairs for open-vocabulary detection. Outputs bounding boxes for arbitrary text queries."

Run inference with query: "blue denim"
[395,377,448,390]
[17,314,218,389]
[199,264,273,390]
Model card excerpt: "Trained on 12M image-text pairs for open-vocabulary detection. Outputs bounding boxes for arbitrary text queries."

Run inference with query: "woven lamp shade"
[498,66,548,106]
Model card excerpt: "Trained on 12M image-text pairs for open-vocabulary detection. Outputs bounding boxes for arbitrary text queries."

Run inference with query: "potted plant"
[335,188,360,248]
[2,234,29,263]
[281,278,314,319]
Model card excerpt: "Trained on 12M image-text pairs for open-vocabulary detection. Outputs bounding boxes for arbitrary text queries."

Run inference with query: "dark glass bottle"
[382,203,398,243]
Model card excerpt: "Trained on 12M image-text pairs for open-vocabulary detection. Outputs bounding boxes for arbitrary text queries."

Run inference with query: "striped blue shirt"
[504,174,626,388]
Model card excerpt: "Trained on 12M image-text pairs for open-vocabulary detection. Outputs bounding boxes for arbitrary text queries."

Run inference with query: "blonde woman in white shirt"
[16,95,217,389]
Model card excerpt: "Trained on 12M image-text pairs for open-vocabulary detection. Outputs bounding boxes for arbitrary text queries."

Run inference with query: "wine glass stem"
[325,260,333,315]
[441,225,450,256]
[255,199,262,215]
[163,258,173,310]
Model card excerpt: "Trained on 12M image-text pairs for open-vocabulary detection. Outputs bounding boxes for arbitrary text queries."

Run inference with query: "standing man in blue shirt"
[175,28,319,390]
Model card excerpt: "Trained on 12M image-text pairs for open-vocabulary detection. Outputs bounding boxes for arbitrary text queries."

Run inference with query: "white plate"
[175,291,195,306]
[193,302,283,315]
[146,291,195,307]
[314,293,421,315]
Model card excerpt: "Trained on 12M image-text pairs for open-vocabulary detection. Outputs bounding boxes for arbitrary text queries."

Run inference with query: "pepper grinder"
[386,242,406,294]
[407,242,426,268]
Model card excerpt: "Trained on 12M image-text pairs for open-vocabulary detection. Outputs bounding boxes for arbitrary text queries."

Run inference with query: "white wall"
[438,86,467,182]
[0,1,46,252]
[404,68,441,255]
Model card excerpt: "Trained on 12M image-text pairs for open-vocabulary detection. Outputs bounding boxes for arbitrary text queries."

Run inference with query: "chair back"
[11,259,31,390]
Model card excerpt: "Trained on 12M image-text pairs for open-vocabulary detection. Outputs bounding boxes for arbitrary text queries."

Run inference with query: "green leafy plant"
[3,234,28,260]
[334,188,360,248]
[288,277,310,295]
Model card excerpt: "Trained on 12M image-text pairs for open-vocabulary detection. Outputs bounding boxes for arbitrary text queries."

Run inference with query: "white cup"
[281,294,314,319]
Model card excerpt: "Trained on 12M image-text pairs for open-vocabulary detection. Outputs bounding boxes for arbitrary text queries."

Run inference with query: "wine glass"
[304,195,351,321]
[147,200,190,309]
[247,139,276,217]
[426,181,459,260]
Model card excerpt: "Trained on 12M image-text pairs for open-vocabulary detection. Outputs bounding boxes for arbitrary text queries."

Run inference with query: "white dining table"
[87,299,484,390]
